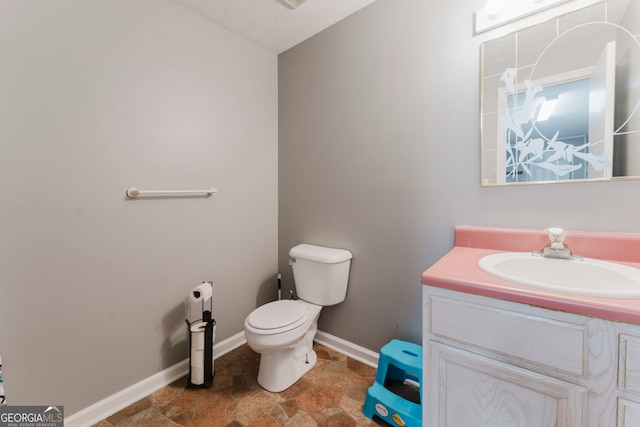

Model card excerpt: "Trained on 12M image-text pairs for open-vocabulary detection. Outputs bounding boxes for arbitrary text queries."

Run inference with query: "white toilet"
[244,243,353,392]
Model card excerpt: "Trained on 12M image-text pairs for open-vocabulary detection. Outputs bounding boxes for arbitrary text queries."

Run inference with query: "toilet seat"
[247,300,308,334]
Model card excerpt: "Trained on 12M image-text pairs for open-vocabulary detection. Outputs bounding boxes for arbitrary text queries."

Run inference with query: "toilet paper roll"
[191,348,204,367]
[190,321,207,385]
[190,322,206,350]
[189,282,212,303]
[190,348,204,385]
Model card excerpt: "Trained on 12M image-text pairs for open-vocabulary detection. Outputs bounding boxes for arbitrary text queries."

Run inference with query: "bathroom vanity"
[422,226,640,427]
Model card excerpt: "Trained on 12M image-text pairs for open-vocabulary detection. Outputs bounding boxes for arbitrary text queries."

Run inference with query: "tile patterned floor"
[92,343,393,426]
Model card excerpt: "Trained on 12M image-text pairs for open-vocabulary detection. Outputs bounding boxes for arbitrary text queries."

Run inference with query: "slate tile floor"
[92,343,393,426]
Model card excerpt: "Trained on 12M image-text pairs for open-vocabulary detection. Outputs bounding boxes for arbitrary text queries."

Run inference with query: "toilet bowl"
[244,299,321,392]
[244,243,352,392]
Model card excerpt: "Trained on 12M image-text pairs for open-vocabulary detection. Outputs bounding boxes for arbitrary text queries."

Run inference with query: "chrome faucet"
[535,227,583,260]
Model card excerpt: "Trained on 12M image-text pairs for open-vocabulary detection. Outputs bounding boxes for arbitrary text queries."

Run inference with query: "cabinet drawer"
[619,334,640,394]
[430,296,587,376]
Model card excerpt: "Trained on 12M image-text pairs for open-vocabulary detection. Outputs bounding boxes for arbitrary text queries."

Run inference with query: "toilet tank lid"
[289,244,352,263]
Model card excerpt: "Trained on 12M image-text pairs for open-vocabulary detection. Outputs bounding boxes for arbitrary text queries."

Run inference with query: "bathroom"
[1,0,639,423]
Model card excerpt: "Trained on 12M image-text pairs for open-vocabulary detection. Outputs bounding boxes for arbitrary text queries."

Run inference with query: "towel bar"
[126,187,217,198]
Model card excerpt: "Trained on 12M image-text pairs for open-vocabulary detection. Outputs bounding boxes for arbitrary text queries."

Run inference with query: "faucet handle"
[546,227,566,248]
[540,227,581,260]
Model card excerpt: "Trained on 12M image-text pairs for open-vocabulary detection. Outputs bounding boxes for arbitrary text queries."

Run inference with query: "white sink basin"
[478,252,640,298]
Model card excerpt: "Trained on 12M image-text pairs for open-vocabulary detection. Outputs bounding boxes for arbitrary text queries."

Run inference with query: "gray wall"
[278,0,640,353]
[0,0,277,414]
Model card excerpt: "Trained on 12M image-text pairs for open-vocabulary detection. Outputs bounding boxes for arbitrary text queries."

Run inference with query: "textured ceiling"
[169,0,378,54]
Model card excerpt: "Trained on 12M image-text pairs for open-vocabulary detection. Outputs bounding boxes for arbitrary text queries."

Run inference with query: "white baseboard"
[314,330,379,368]
[64,331,246,427]
[65,330,378,427]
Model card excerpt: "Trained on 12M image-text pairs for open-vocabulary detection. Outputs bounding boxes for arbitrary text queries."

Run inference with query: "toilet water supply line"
[276,273,294,300]
[277,274,282,300]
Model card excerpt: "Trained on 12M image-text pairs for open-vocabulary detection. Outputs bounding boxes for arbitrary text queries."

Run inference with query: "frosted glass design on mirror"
[481,0,640,186]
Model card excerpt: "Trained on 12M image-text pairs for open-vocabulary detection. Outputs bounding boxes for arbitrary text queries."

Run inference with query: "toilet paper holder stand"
[186,296,215,389]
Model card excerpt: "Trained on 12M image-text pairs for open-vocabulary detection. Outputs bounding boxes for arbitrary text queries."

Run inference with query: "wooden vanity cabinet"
[423,286,640,427]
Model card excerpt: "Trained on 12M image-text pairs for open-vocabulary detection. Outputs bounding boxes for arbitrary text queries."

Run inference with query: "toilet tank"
[289,244,353,306]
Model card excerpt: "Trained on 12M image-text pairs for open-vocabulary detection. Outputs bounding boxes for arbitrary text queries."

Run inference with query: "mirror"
[481,0,640,186]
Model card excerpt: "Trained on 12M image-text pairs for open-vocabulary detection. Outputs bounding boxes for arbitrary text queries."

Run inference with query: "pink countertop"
[422,226,640,325]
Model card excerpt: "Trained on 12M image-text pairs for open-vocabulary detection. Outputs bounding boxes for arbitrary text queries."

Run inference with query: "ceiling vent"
[282,0,308,8]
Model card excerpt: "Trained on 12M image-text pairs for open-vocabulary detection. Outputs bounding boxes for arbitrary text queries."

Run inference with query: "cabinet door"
[618,399,640,427]
[429,342,586,427]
